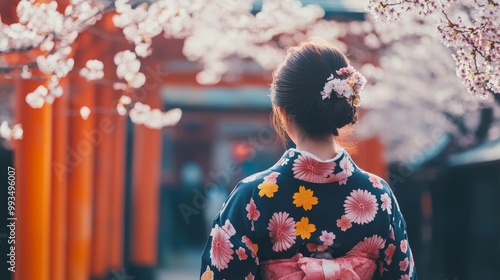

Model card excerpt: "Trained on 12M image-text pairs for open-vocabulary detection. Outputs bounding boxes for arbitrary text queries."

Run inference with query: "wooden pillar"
[109,97,127,271]
[14,72,52,280]
[130,92,163,266]
[66,31,96,280]
[90,83,114,278]
[50,76,69,280]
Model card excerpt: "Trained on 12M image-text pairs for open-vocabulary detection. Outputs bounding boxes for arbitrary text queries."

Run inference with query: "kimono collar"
[270,148,359,184]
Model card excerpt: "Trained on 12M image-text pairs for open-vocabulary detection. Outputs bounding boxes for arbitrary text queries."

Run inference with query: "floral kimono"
[200,149,416,280]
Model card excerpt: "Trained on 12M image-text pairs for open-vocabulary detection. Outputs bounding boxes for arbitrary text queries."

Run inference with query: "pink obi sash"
[260,253,376,280]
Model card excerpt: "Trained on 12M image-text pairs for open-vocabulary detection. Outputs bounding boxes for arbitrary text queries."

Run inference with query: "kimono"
[200,148,416,280]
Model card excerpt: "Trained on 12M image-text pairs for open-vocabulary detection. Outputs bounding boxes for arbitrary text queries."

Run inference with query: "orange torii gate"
[1,2,162,280]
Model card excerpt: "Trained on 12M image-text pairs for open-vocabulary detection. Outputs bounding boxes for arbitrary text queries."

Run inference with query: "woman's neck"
[294,135,340,161]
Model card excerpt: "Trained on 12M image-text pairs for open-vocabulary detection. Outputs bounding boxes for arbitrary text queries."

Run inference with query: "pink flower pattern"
[369,175,383,189]
[210,223,234,271]
[246,198,260,231]
[384,244,396,265]
[236,247,248,260]
[400,240,408,253]
[381,193,392,214]
[348,234,386,260]
[319,230,335,246]
[344,189,379,224]
[399,257,409,271]
[292,154,336,183]
[241,236,258,260]
[336,215,352,231]
[264,172,280,183]
[337,157,354,185]
[202,149,415,279]
[267,212,296,252]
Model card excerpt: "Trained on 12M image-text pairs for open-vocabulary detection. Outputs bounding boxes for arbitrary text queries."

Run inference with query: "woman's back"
[201,149,415,279]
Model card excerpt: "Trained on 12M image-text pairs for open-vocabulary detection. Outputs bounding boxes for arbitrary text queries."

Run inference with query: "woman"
[200,38,416,280]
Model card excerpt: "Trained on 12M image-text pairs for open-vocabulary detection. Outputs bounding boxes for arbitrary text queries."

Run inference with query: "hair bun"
[327,98,357,136]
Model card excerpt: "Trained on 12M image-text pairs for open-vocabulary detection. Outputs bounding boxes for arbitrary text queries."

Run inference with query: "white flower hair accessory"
[320,66,367,107]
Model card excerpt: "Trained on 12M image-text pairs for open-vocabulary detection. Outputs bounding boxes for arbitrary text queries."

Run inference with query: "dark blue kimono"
[201,149,416,280]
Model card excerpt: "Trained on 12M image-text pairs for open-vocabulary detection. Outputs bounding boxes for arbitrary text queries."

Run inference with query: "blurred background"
[1,0,500,280]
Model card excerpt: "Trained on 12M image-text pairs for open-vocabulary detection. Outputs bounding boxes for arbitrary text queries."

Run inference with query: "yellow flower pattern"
[295,217,316,239]
[293,185,318,210]
[201,149,415,279]
[258,181,279,198]
[201,265,214,280]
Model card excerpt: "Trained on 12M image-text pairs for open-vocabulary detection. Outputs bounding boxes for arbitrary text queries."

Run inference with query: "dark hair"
[271,38,358,141]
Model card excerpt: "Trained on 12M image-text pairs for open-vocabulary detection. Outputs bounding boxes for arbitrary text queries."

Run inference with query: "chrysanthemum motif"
[344,189,379,224]
[292,154,336,183]
[267,212,296,252]
[348,234,386,260]
[210,224,234,271]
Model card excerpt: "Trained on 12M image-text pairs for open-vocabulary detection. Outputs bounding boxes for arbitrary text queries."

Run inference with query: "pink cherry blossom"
[246,198,260,222]
[384,244,396,265]
[400,239,408,253]
[339,157,354,175]
[263,172,280,184]
[241,235,258,259]
[344,189,379,224]
[399,257,409,272]
[336,215,352,231]
[389,225,395,240]
[267,212,296,252]
[221,219,236,237]
[319,230,335,246]
[236,247,247,260]
[369,175,383,189]
[380,193,392,215]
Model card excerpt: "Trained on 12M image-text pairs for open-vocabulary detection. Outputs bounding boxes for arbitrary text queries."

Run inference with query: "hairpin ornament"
[320,66,367,107]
